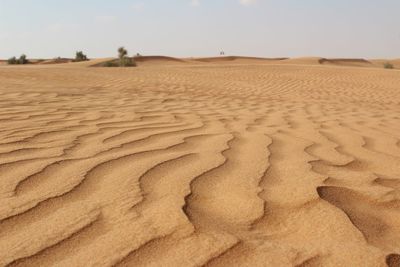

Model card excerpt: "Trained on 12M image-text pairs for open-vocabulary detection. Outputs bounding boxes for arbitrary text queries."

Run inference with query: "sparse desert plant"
[18,54,28,64]
[117,47,136,67]
[384,62,394,69]
[120,57,136,67]
[74,51,88,62]
[100,47,136,67]
[104,58,135,67]
[7,56,18,65]
[103,61,119,67]
[118,47,127,59]
[118,47,128,66]
[7,55,29,65]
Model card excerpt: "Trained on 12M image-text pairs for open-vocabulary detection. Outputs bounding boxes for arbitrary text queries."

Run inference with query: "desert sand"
[0,57,400,267]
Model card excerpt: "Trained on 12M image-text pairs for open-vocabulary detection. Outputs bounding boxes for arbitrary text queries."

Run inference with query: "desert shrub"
[74,51,88,62]
[103,61,119,67]
[120,57,136,67]
[18,54,28,64]
[118,47,127,59]
[7,55,29,65]
[118,47,127,66]
[117,47,136,67]
[7,57,18,65]
[98,47,136,67]
[102,59,136,67]
[384,62,394,69]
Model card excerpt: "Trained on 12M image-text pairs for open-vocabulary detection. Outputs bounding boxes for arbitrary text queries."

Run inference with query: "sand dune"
[371,59,400,69]
[190,56,287,64]
[90,56,287,67]
[279,57,323,65]
[4,56,398,70]
[37,58,73,65]
[0,59,400,266]
[318,58,373,67]
[134,56,187,65]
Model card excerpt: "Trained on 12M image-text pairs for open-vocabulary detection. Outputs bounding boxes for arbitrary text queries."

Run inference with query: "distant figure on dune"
[220,51,225,56]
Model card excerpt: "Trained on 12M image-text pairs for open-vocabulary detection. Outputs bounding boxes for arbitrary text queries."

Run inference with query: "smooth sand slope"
[0,60,400,267]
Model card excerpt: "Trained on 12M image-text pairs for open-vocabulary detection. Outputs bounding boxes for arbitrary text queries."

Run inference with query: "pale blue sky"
[1,0,399,59]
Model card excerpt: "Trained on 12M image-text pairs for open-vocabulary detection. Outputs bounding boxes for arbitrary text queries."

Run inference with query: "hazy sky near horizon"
[0,0,399,59]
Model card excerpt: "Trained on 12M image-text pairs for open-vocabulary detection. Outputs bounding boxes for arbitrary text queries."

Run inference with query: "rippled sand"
[0,60,400,267]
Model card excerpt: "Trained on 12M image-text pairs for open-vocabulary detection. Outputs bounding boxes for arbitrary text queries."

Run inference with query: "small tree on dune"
[75,51,88,62]
[7,54,28,65]
[101,47,136,67]
[384,62,394,69]
[118,47,128,66]
[117,47,135,67]
[18,54,28,64]
[7,56,18,65]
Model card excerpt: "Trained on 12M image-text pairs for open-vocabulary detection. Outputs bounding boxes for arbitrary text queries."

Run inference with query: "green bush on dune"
[118,47,136,67]
[7,57,18,65]
[74,51,88,62]
[120,57,136,67]
[7,54,29,65]
[118,47,127,61]
[384,62,394,69]
[117,47,136,67]
[101,47,136,67]
[103,61,119,67]
[19,54,28,64]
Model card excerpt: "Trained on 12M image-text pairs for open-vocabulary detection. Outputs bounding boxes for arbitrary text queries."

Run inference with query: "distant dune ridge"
[0,57,400,266]
[1,55,399,69]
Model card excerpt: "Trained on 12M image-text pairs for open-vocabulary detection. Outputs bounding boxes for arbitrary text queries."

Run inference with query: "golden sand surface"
[0,59,400,267]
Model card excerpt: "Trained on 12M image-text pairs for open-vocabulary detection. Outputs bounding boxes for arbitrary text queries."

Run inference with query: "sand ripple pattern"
[0,64,400,267]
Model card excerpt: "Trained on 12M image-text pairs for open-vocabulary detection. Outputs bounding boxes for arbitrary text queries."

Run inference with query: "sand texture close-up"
[0,59,400,267]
